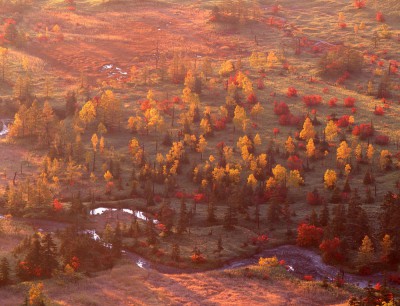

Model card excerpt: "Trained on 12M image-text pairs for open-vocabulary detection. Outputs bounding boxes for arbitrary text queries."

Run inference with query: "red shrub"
[303,275,314,281]
[352,124,374,138]
[374,106,385,115]
[303,95,322,107]
[274,101,290,115]
[339,22,347,29]
[279,113,300,126]
[375,135,389,145]
[306,189,323,206]
[247,93,258,104]
[287,155,303,171]
[193,193,206,203]
[271,5,280,14]
[257,79,265,89]
[344,97,356,107]
[70,256,80,271]
[322,87,329,94]
[354,0,366,9]
[53,199,63,212]
[336,115,350,127]
[191,254,206,264]
[319,237,344,263]
[287,87,298,97]
[251,234,269,245]
[273,127,280,136]
[376,12,384,22]
[328,97,338,107]
[296,223,323,247]
[214,118,227,131]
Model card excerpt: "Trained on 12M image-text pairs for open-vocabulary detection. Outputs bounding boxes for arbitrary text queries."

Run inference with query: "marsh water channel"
[0,119,12,137]
[0,206,390,288]
[85,207,387,288]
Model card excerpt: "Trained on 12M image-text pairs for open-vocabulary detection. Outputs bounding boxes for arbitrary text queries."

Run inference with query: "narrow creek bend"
[0,119,12,136]
[86,207,387,288]
[0,209,390,289]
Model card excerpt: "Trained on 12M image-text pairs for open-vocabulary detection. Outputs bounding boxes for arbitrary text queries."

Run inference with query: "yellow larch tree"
[288,170,304,187]
[357,235,375,267]
[300,117,316,141]
[355,144,362,162]
[250,102,264,119]
[325,120,338,142]
[336,141,351,164]
[272,164,287,184]
[306,138,316,158]
[104,170,113,182]
[91,133,98,171]
[324,169,337,189]
[380,150,392,170]
[367,144,375,163]
[79,100,96,128]
[285,136,295,155]
[197,135,207,160]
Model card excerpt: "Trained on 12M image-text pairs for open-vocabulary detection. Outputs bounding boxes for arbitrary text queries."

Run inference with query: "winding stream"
[0,209,390,289]
[88,207,387,288]
[0,119,11,136]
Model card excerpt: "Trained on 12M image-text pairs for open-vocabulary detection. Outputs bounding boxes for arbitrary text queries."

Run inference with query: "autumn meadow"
[0,0,400,305]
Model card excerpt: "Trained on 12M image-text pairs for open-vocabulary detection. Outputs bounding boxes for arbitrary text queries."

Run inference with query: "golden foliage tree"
[336,141,351,163]
[379,150,392,170]
[325,120,338,142]
[357,235,375,267]
[380,234,393,263]
[324,169,337,189]
[300,117,316,141]
[289,170,304,187]
[285,136,295,155]
[306,138,315,158]
[79,100,96,128]
[272,164,287,184]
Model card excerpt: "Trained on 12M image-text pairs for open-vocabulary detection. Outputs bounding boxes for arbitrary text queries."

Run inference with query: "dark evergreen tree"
[0,257,10,286]
[162,132,172,146]
[159,200,175,233]
[330,204,346,238]
[171,243,180,261]
[207,195,216,223]
[319,202,330,227]
[267,199,280,227]
[363,168,374,185]
[346,189,370,249]
[380,191,400,262]
[177,197,188,234]
[309,209,319,226]
[342,177,351,193]
[330,187,342,203]
[111,222,122,257]
[129,218,140,238]
[65,91,77,117]
[41,233,58,277]
[364,187,374,204]
[146,219,157,245]
[223,203,237,230]
[216,237,223,254]
[70,191,84,216]
[254,202,260,229]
